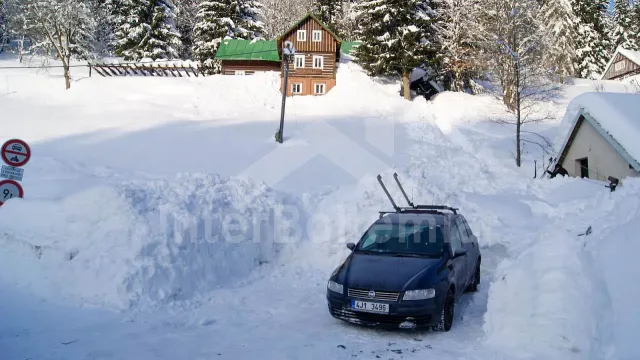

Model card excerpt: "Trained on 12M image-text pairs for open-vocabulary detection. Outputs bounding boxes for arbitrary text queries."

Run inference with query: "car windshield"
[356,222,445,256]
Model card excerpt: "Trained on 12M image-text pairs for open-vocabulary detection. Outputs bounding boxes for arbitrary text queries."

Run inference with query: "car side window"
[461,217,473,237]
[450,221,463,254]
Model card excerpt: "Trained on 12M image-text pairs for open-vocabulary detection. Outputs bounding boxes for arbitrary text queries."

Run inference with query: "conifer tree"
[355,0,441,100]
[438,0,482,91]
[193,0,265,73]
[612,0,638,50]
[0,0,6,52]
[541,0,578,79]
[175,0,199,59]
[312,0,343,33]
[114,0,181,60]
[572,0,611,78]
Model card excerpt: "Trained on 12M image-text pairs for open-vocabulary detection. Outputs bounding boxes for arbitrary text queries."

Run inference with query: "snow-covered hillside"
[0,54,638,360]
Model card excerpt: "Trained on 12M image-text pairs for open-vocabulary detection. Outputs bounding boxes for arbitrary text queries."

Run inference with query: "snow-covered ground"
[0,53,639,360]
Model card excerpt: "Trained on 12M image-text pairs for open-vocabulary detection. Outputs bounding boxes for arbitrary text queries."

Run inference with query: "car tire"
[467,263,480,293]
[433,289,454,332]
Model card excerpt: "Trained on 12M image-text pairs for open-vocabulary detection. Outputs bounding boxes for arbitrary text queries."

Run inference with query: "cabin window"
[314,83,326,95]
[312,30,322,42]
[312,55,324,69]
[576,158,589,178]
[292,83,303,95]
[234,70,246,76]
[297,30,307,42]
[294,55,305,68]
[614,61,625,72]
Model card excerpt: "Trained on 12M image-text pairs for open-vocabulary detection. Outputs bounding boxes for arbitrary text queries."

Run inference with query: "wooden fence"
[89,63,204,78]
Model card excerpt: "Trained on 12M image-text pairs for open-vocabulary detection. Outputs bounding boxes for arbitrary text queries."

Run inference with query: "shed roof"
[215,39,280,61]
[277,13,341,43]
[340,41,361,56]
[557,92,640,172]
[600,46,640,80]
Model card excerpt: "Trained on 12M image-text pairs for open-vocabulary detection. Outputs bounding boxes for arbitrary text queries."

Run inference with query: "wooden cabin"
[277,14,342,96]
[600,46,640,81]
[215,39,281,75]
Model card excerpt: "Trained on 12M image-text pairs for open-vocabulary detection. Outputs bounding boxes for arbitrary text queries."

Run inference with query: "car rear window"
[357,222,445,256]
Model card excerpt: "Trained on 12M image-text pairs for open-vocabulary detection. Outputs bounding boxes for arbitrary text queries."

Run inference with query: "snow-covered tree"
[634,1,640,47]
[573,0,611,78]
[0,0,6,52]
[86,0,117,56]
[18,0,95,89]
[312,0,343,32]
[438,0,482,91]
[612,0,638,50]
[335,0,360,41]
[355,0,441,100]
[478,0,556,167]
[540,0,578,79]
[193,0,266,73]
[235,0,266,39]
[175,0,199,59]
[114,0,181,60]
[262,0,313,39]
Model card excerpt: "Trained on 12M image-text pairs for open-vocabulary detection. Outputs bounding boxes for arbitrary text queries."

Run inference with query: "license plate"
[351,300,389,313]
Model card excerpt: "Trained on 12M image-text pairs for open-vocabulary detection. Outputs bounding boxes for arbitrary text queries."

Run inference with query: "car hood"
[344,253,443,292]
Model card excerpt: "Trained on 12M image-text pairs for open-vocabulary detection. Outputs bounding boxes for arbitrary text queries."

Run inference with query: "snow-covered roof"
[600,46,640,80]
[557,92,640,172]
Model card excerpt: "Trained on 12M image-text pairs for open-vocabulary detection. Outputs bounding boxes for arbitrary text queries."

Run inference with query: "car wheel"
[433,289,455,332]
[467,263,480,292]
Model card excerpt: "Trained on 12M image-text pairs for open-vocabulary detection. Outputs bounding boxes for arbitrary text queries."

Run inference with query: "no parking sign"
[0,138,30,207]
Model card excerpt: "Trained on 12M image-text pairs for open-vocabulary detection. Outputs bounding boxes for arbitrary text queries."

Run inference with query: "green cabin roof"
[341,41,361,56]
[215,39,280,61]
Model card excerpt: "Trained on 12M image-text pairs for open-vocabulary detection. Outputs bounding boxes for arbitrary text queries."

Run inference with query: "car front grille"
[329,305,433,327]
[347,288,400,302]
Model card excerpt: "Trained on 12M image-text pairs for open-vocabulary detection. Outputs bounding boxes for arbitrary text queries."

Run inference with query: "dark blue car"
[326,174,481,331]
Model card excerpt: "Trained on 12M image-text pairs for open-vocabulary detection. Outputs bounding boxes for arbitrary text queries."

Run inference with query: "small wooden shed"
[600,46,640,81]
[215,39,281,75]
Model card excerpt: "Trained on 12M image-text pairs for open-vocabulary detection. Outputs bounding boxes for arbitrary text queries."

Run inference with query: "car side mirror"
[453,248,467,258]
[346,243,356,251]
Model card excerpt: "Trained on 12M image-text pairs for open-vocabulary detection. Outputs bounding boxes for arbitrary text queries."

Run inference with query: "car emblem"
[368,290,376,298]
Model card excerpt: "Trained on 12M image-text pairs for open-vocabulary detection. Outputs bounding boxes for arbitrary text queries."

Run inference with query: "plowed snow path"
[0,114,568,360]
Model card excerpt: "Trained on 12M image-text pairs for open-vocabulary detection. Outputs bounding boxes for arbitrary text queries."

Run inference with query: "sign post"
[0,139,30,206]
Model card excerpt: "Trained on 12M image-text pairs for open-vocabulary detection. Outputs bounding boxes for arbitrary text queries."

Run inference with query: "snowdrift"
[0,174,308,309]
[483,228,610,357]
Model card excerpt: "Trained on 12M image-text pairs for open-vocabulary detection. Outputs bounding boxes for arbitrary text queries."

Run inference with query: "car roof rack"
[376,173,459,219]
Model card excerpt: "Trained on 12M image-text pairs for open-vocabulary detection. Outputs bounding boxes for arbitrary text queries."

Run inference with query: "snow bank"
[483,228,609,357]
[589,179,640,360]
[0,174,307,309]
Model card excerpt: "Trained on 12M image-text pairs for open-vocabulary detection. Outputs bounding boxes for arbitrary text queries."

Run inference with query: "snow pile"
[483,227,609,357]
[588,179,640,360]
[0,174,307,309]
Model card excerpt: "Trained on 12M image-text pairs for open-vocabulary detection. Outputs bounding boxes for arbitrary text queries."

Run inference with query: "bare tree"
[16,0,94,89]
[479,0,559,167]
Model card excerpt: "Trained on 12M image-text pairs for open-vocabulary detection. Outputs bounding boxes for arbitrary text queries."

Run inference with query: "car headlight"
[403,289,436,300]
[327,280,343,294]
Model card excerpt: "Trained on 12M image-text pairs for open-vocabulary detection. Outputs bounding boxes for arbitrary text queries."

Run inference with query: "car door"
[460,217,479,275]
[449,219,467,296]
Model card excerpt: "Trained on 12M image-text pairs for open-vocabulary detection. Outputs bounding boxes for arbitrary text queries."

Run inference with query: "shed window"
[313,55,324,69]
[297,30,307,42]
[312,30,322,42]
[294,55,305,68]
[314,83,326,95]
[292,83,303,95]
[234,70,246,76]
[614,61,625,72]
[577,158,589,178]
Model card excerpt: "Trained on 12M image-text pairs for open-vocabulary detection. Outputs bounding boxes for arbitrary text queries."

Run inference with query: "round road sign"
[0,179,24,206]
[1,139,31,167]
